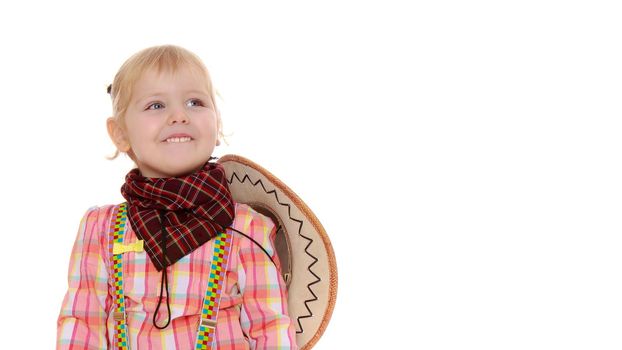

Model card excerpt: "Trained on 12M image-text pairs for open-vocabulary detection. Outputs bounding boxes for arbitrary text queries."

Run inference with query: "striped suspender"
[195,231,233,349]
[109,203,233,350]
[110,203,129,350]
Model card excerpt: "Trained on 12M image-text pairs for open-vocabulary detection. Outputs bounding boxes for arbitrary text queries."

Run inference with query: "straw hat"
[217,154,337,349]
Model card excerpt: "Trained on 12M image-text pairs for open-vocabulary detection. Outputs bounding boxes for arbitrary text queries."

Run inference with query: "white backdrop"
[0,1,621,348]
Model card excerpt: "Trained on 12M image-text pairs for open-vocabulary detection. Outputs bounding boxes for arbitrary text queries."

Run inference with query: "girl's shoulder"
[230,202,278,256]
[84,203,124,227]
[78,203,126,241]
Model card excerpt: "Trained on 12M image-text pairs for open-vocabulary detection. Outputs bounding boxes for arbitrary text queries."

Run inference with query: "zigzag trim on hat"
[226,171,321,335]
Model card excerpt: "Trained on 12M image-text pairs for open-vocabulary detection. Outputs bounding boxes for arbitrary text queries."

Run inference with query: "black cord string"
[151,208,277,329]
[227,226,277,267]
[153,210,171,329]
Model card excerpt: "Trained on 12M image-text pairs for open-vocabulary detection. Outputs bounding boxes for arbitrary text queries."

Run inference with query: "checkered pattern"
[57,202,297,349]
[110,203,130,350]
[121,162,235,271]
[195,232,233,349]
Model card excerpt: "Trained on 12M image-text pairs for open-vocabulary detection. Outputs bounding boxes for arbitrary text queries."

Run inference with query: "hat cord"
[151,210,277,330]
[228,226,276,267]
[154,210,172,329]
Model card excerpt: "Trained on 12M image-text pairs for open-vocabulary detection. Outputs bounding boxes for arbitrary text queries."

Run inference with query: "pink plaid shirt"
[57,202,297,350]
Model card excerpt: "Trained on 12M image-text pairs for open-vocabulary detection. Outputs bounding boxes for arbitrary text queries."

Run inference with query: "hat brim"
[218,154,337,349]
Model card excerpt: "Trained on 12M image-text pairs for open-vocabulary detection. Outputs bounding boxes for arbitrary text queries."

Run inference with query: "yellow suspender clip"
[113,240,144,254]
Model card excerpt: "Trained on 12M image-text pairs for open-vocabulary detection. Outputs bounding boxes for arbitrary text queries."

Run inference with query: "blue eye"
[187,99,205,107]
[147,102,164,110]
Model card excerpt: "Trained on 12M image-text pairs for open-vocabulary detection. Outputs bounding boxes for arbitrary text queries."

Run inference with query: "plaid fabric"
[120,161,235,271]
[57,202,297,350]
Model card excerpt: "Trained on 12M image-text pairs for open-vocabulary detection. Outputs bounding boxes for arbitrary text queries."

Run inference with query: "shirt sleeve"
[238,212,298,350]
[57,206,111,350]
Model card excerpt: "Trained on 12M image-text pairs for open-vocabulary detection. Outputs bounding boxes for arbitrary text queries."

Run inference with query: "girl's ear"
[106,117,131,152]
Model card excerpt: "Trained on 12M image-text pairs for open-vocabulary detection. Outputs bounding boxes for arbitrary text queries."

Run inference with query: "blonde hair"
[106,45,227,160]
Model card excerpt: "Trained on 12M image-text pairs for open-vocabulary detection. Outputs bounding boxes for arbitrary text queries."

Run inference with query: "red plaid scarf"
[120,161,235,271]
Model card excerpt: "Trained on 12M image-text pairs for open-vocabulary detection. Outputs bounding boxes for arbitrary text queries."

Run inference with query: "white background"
[0,1,621,348]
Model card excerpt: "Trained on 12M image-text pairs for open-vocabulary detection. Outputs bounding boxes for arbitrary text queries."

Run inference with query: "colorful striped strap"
[109,203,233,350]
[110,203,130,350]
[195,231,233,349]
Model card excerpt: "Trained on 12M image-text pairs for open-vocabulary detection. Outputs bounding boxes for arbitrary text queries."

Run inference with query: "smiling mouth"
[164,137,193,143]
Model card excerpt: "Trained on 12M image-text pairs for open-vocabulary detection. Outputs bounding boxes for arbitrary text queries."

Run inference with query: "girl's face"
[110,67,219,178]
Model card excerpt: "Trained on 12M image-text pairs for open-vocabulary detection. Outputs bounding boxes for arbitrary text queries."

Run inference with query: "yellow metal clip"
[200,318,217,329]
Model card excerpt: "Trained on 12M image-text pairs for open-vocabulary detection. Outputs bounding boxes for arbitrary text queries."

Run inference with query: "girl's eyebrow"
[134,90,211,107]
[134,89,210,106]
[135,92,163,103]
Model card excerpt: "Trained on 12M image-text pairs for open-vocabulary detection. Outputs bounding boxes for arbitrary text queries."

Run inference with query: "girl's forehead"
[133,67,210,96]
[138,66,205,85]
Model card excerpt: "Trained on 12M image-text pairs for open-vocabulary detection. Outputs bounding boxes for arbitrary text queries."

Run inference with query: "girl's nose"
[167,108,189,125]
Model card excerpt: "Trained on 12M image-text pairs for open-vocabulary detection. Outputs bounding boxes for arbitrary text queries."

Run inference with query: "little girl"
[57,45,297,349]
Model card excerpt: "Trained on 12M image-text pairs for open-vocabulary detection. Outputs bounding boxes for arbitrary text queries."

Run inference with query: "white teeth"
[166,137,192,143]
